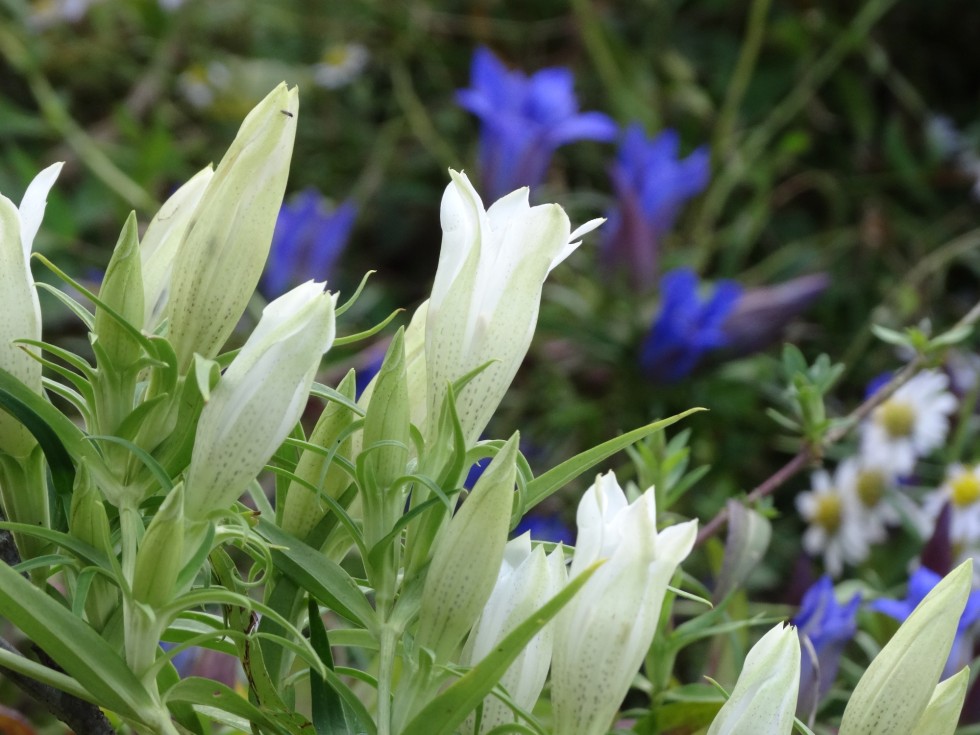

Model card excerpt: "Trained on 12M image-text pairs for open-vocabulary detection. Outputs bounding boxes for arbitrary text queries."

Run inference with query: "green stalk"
[712,0,773,160]
[377,625,398,735]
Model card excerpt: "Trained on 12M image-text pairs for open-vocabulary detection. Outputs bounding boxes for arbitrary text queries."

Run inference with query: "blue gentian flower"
[720,273,829,355]
[260,189,356,298]
[872,566,980,678]
[513,512,574,545]
[793,576,860,712]
[602,124,710,287]
[456,46,617,201]
[640,268,742,382]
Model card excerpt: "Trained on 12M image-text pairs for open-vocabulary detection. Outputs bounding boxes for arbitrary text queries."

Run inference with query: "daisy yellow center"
[856,470,886,508]
[878,400,915,439]
[323,46,351,66]
[951,472,980,507]
[813,494,842,532]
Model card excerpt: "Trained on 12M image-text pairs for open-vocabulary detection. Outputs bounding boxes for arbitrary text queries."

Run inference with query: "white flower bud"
[839,559,972,735]
[707,623,801,735]
[184,281,336,519]
[551,472,697,735]
[461,532,567,733]
[166,84,298,370]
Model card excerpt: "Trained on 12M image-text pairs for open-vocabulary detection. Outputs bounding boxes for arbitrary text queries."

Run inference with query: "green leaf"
[524,409,704,510]
[257,519,376,631]
[87,434,173,491]
[400,562,601,735]
[0,366,94,498]
[334,308,403,347]
[165,677,294,735]
[0,558,157,720]
[309,598,364,735]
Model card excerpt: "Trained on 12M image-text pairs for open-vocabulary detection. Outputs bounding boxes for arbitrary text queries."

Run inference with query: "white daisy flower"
[923,464,980,547]
[860,369,957,475]
[313,43,369,90]
[796,469,869,577]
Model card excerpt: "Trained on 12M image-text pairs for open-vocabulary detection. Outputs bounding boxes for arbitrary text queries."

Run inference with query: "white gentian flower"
[551,472,697,735]
[924,464,980,546]
[707,623,801,735]
[184,281,336,520]
[860,369,957,475]
[0,162,62,457]
[419,170,601,444]
[796,468,868,577]
[460,533,566,733]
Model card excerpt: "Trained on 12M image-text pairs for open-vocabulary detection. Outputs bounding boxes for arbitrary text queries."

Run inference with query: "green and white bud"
[461,533,567,733]
[910,666,970,735]
[184,281,336,520]
[166,83,298,371]
[360,328,410,538]
[0,163,61,457]
[280,369,357,541]
[94,212,145,371]
[416,433,519,662]
[707,623,801,735]
[552,472,697,735]
[839,559,972,735]
[140,165,213,332]
[132,484,185,609]
[69,463,117,629]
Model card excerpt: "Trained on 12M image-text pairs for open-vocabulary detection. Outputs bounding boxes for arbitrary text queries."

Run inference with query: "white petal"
[18,162,63,259]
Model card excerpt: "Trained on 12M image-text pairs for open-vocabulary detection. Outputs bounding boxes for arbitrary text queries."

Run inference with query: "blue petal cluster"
[260,189,356,298]
[793,576,860,707]
[640,268,742,382]
[456,47,617,201]
[872,566,980,678]
[602,124,710,286]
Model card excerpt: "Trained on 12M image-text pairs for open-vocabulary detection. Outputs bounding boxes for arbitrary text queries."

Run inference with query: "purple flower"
[640,268,742,382]
[602,125,710,288]
[456,47,617,201]
[793,576,860,716]
[721,273,829,355]
[260,189,356,298]
[872,566,980,678]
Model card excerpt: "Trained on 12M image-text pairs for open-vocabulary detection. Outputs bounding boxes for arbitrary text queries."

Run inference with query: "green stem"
[712,0,773,160]
[570,0,651,127]
[693,0,900,267]
[377,625,398,735]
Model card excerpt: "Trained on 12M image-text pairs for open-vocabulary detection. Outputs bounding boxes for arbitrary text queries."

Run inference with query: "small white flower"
[860,370,957,475]
[924,464,980,547]
[796,469,868,577]
[835,456,920,542]
[313,43,369,89]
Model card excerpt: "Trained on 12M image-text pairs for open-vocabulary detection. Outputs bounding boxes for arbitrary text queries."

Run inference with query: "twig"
[696,298,980,545]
